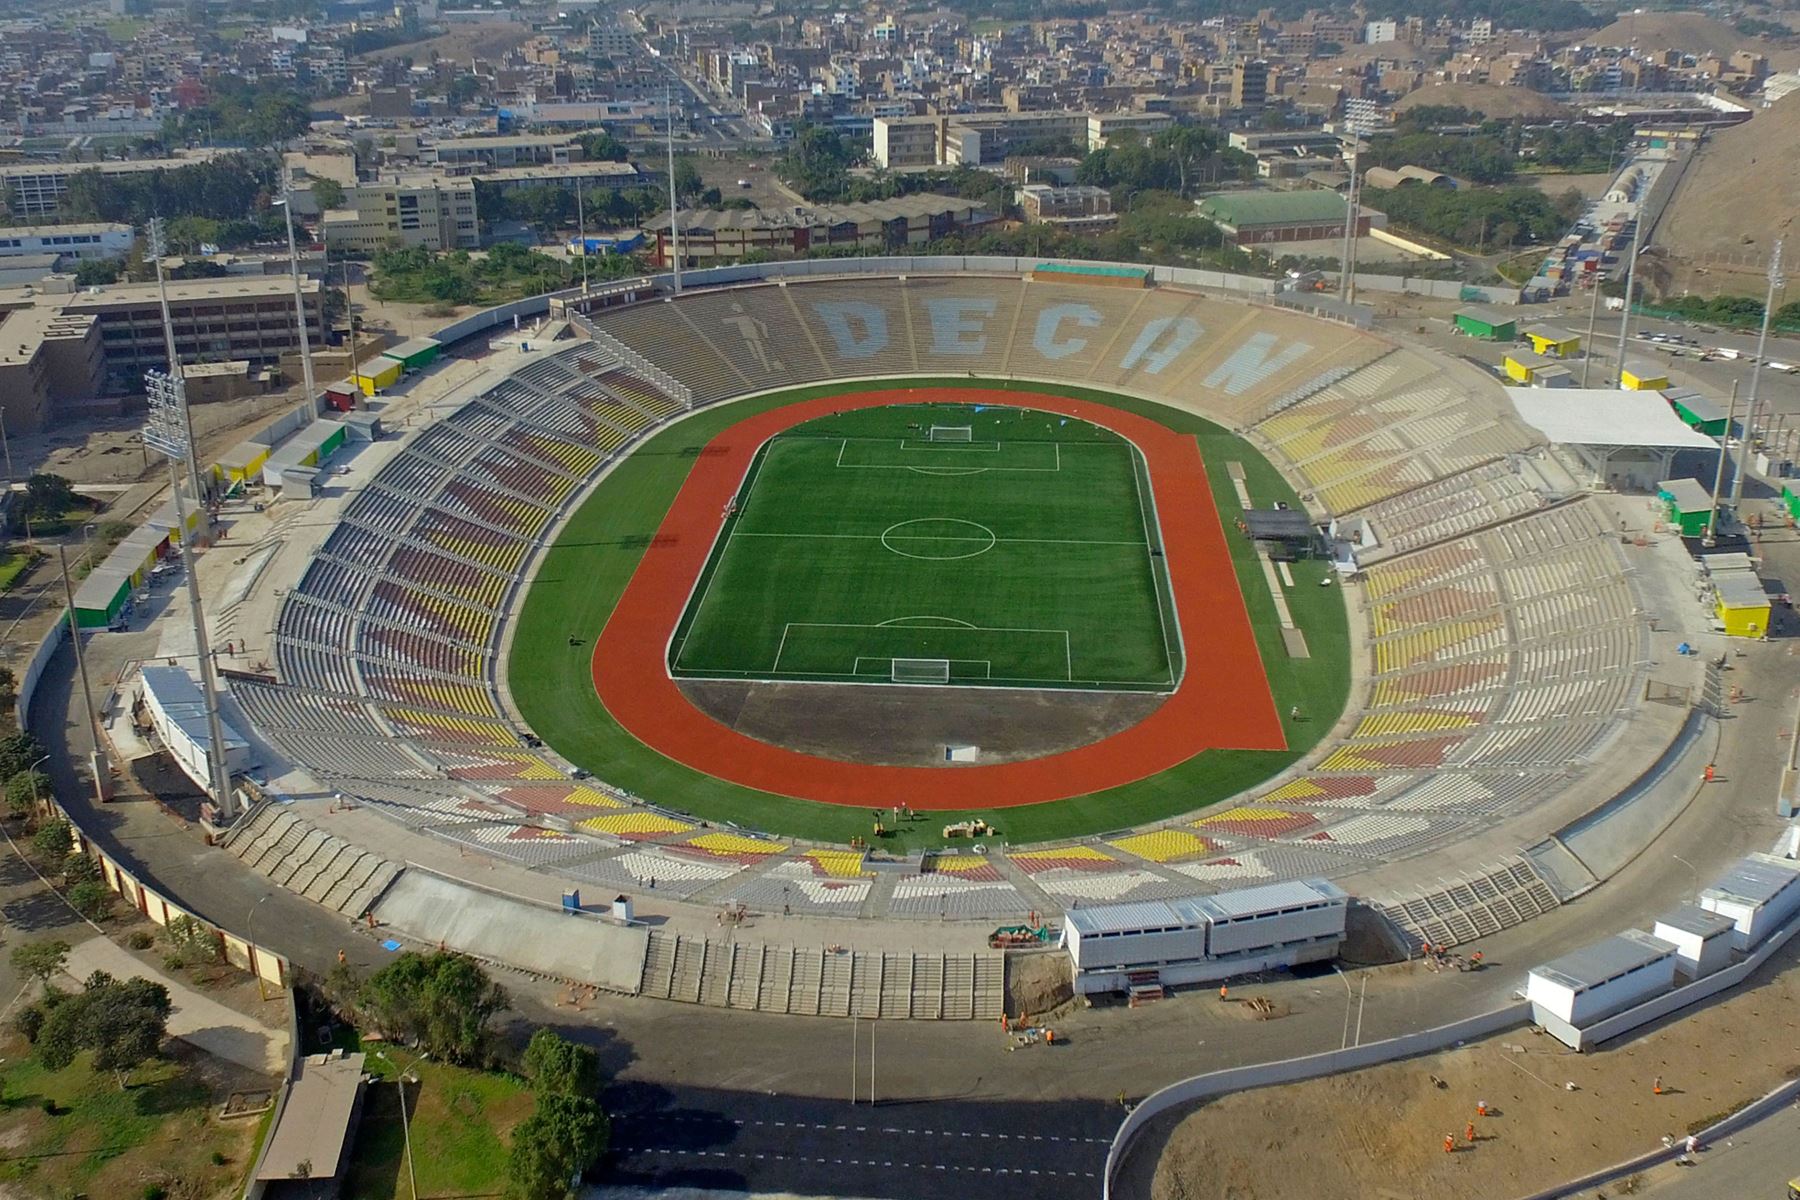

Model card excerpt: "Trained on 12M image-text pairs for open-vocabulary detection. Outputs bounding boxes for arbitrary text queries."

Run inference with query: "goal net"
[927,425,974,443]
[892,658,951,684]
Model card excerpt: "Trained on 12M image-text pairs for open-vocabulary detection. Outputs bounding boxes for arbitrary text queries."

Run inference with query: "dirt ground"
[678,679,1164,766]
[1394,82,1572,120]
[359,21,534,64]
[1143,941,1800,1200]
[1522,172,1617,201]
[1656,93,1800,299]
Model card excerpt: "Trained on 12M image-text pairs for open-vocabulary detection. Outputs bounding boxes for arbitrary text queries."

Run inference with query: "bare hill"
[1395,82,1572,120]
[1657,92,1800,295]
[1588,10,1800,66]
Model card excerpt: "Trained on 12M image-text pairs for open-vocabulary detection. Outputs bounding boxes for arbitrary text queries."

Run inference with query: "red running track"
[591,387,1284,809]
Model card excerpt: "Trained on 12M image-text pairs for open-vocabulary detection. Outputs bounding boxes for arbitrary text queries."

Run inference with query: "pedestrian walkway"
[61,937,288,1075]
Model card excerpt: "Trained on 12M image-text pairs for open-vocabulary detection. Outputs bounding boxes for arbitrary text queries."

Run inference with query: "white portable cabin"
[1699,852,1800,950]
[1651,903,1736,979]
[137,665,253,798]
[1061,880,1347,995]
[1527,929,1678,1047]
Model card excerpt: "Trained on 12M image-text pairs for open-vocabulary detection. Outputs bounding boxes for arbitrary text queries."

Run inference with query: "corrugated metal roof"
[1702,853,1800,906]
[140,666,248,755]
[1195,879,1346,920]
[1195,189,1347,228]
[1454,304,1518,327]
[1658,478,1712,510]
[1532,929,1676,991]
[1653,903,1735,937]
[1063,897,1211,937]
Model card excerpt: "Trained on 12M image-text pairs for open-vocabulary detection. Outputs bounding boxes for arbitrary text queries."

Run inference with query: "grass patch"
[510,378,1350,848]
[0,1037,259,1197]
[341,1059,533,1200]
[0,549,38,592]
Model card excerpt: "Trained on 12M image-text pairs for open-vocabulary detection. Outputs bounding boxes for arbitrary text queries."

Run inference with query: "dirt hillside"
[1656,93,1800,296]
[1588,10,1797,64]
[1395,82,1572,120]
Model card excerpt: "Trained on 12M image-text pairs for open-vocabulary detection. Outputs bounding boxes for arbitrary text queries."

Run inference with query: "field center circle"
[880,518,997,560]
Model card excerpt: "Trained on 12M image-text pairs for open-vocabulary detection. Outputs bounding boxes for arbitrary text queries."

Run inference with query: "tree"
[673,157,703,203]
[36,971,171,1087]
[165,914,222,965]
[576,131,630,163]
[5,770,48,819]
[507,1093,609,1200]
[74,258,123,286]
[0,732,42,783]
[360,951,508,1064]
[522,1030,600,1098]
[32,819,72,863]
[23,474,76,522]
[311,177,345,211]
[11,939,71,984]
[68,879,112,921]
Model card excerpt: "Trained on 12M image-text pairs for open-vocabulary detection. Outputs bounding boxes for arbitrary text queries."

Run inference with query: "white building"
[0,223,133,262]
[1527,930,1679,1048]
[1365,20,1398,43]
[1651,904,1736,979]
[1699,852,1800,951]
[137,666,253,799]
[1061,880,1347,995]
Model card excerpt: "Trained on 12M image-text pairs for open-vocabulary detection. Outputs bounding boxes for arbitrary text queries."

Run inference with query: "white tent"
[1506,389,1717,486]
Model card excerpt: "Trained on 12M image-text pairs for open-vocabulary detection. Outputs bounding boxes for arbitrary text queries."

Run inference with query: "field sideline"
[509,379,1350,848]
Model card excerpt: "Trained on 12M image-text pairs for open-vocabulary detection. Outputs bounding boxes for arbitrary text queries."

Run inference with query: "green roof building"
[1663,387,1729,437]
[1453,305,1518,341]
[1783,480,1799,521]
[1193,191,1367,246]
[1657,478,1713,538]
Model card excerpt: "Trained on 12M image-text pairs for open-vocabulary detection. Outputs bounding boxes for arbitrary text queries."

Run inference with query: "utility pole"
[57,543,107,803]
[1336,100,1377,304]
[1704,380,1738,544]
[274,180,320,427]
[1610,216,1643,388]
[145,370,236,820]
[666,85,683,294]
[146,219,209,527]
[1581,273,1603,387]
[576,175,589,297]
[1730,239,1784,509]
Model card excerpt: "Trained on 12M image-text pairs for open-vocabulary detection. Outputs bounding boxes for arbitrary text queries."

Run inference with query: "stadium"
[218,254,1663,995]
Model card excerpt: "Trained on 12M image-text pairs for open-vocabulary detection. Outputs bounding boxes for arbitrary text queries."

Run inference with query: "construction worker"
[1219,985,1229,1002]
[1443,1133,1455,1154]
[1704,763,1716,783]
[1654,1075,1664,1095]
[1466,1121,1476,1145]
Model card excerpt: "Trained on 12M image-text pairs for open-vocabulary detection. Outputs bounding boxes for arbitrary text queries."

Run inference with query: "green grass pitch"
[509,379,1351,849]
[668,404,1181,691]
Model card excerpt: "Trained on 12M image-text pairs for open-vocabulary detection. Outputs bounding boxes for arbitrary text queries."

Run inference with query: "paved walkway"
[60,936,288,1075]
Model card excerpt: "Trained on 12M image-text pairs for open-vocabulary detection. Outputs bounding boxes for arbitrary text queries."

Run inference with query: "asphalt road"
[602,1085,1113,1200]
[1639,1099,1800,1196]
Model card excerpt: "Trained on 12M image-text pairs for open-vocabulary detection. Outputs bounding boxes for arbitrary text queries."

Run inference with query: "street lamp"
[1332,964,1352,1049]
[375,1048,428,1199]
[247,893,273,1000]
[26,753,49,814]
[272,184,321,428]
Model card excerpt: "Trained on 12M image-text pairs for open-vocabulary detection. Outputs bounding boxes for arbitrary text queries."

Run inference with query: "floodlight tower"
[1337,99,1379,305]
[146,219,209,524]
[666,84,683,295]
[1729,239,1784,509]
[144,369,237,819]
[273,180,321,426]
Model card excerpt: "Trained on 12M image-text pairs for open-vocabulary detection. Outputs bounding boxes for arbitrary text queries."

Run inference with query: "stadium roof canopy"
[1507,390,1717,449]
[1507,388,1717,485]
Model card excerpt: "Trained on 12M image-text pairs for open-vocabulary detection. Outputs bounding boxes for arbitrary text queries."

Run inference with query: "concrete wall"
[14,618,68,733]
[1103,1002,1530,1198]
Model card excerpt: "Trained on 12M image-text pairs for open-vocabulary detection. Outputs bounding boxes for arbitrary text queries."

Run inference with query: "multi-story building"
[1017,183,1115,228]
[321,177,480,252]
[649,194,994,266]
[422,134,584,168]
[0,154,223,219]
[0,307,105,433]
[0,223,134,262]
[49,276,326,390]
[1087,111,1174,149]
[1231,60,1270,110]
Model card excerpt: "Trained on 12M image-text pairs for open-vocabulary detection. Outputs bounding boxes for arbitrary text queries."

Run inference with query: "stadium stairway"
[225,805,402,920]
[1371,857,1562,951]
[634,932,1004,1020]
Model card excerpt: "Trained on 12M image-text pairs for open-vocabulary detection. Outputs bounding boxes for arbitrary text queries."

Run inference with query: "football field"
[668,404,1182,691]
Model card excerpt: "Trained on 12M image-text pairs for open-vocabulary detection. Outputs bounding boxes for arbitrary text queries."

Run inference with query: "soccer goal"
[927,425,974,443]
[891,657,952,684]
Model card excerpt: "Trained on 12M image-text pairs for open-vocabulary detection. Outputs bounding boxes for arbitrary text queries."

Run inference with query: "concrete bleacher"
[231,270,1672,980]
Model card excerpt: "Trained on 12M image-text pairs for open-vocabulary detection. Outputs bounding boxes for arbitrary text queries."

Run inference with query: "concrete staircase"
[635,932,1004,1020]
[228,806,401,919]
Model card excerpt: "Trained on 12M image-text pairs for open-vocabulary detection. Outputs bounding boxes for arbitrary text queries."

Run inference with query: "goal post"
[927,425,974,443]
[891,657,952,684]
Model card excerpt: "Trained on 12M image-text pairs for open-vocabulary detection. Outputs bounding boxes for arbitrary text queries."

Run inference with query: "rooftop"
[1532,929,1677,992]
[0,222,134,238]
[1194,189,1349,227]
[255,1052,367,1182]
[1653,903,1736,938]
[1702,853,1800,907]
[57,276,319,309]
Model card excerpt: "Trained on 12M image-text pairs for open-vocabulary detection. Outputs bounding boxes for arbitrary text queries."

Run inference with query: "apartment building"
[873,111,1093,168]
[321,177,480,253]
[422,134,584,168]
[49,277,326,389]
[1087,111,1175,149]
[0,307,106,433]
[649,194,993,266]
[0,223,134,262]
[1018,183,1116,228]
[0,154,223,219]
